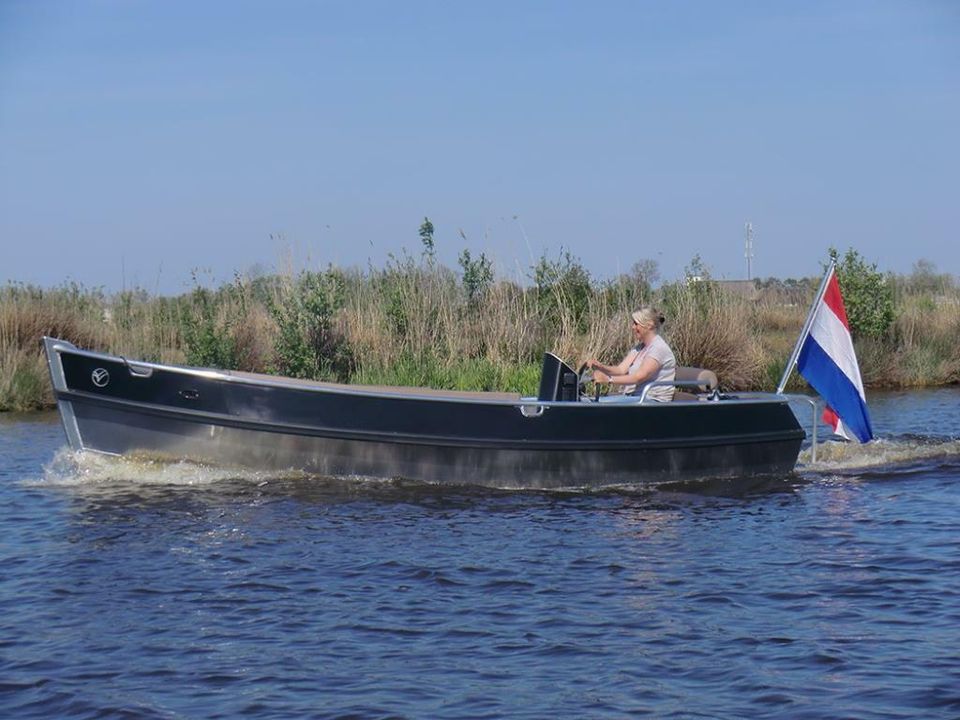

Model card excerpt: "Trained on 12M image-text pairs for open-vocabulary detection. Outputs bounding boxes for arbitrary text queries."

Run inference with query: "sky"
[1,1,958,293]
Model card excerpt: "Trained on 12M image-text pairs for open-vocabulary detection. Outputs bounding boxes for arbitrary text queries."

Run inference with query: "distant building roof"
[714,279,761,300]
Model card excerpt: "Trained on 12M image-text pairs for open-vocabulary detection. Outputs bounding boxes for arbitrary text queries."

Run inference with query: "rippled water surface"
[2,390,960,719]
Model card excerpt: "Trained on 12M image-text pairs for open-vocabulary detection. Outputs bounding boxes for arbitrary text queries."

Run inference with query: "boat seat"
[672,366,718,402]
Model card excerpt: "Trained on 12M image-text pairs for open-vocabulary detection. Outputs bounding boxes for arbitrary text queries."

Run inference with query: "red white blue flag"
[796,268,874,442]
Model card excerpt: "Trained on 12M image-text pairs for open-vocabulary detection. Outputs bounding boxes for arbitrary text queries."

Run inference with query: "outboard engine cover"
[538,352,579,402]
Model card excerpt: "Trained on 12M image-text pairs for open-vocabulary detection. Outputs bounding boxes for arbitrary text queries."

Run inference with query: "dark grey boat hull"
[45,338,805,488]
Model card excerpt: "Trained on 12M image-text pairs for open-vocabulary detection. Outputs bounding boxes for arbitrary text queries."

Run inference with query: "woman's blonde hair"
[631,306,665,330]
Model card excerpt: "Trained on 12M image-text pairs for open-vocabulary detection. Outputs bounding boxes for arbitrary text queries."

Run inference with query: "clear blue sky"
[2,1,957,293]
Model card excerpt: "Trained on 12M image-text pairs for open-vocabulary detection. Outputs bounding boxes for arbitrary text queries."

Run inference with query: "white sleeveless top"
[625,335,676,402]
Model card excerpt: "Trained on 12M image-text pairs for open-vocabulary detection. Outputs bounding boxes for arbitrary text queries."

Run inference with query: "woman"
[587,307,677,402]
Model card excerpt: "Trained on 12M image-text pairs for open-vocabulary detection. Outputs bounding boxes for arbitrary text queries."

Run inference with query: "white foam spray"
[31,447,304,488]
[798,436,960,474]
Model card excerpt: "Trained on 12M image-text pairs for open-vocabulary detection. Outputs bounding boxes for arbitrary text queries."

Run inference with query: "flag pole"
[776,260,836,394]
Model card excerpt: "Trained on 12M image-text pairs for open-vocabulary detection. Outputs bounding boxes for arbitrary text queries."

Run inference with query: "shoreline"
[3,256,958,412]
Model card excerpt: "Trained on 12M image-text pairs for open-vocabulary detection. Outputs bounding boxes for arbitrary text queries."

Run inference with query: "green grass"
[353,354,542,395]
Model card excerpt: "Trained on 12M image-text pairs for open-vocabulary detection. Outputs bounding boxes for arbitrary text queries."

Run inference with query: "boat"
[42,337,805,488]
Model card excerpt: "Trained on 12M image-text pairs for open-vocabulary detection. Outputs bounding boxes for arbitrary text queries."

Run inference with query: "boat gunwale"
[45,337,797,410]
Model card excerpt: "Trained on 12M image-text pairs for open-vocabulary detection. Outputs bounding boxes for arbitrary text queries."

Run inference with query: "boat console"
[537,352,580,402]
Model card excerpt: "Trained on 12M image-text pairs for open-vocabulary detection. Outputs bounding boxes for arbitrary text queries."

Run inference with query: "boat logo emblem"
[91,368,110,388]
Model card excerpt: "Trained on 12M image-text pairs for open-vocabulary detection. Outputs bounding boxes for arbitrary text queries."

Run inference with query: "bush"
[269,267,354,381]
[181,285,238,369]
[829,248,894,338]
[458,249,494,308]
[532,249,592,333]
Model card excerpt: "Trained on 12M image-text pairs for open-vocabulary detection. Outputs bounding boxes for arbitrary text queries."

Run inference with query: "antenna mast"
[744,222,754,280]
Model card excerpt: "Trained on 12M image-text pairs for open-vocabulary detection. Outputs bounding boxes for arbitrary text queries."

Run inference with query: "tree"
[458,248,494,307]
[418,217,435,261]
[684,253,711,282]
[907,259,953,295]
[629,259,660,292]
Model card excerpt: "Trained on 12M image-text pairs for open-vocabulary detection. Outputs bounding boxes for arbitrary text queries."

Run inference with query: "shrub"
[458,248,494,308]
[269,267,354,381]
[181,285,237,369]
[532,249,593,334]
[829,248,894,338]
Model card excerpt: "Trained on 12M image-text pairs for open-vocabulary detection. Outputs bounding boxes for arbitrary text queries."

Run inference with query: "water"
[2,390,959,719]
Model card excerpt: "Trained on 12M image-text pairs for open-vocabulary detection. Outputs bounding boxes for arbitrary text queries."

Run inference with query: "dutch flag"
[795,267,874,443]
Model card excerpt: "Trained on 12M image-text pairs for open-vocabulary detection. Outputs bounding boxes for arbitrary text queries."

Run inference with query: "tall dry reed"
[1,258,957,412]
[663,283,767,390]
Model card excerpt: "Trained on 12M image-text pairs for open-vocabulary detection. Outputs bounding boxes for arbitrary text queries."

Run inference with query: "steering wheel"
[577,363,602,402]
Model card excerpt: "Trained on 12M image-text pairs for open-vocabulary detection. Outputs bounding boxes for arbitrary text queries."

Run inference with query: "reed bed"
[2,257,957,412]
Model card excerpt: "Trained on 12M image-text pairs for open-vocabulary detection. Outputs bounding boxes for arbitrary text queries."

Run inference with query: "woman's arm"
[588,349,638,377]
[600,356,661,387]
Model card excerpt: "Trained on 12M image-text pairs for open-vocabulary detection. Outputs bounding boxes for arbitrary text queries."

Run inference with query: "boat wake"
[28,448,508,504]
[798,435,960,475]
[33,447,349,489]
[29,434,960,497]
